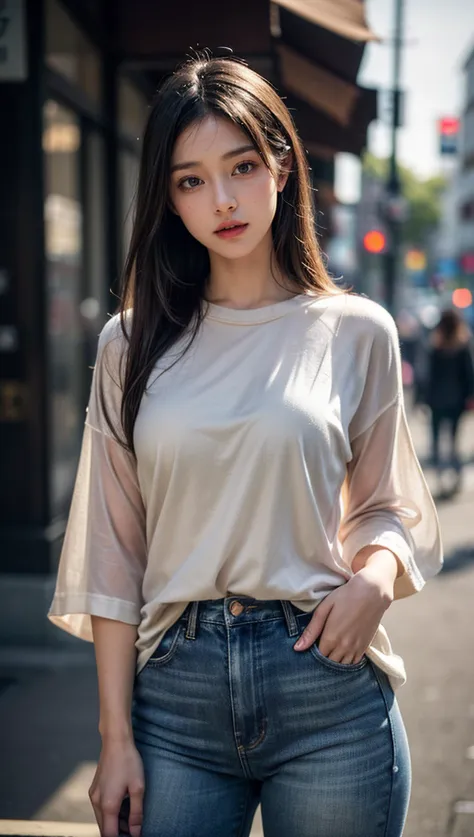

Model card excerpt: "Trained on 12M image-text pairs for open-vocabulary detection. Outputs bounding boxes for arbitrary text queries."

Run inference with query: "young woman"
[425,308,474,490]
[49,55,443,837]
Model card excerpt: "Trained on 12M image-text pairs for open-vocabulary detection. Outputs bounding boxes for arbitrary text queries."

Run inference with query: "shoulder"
[341,293,397,338]
[96,310,132,367]
[319,292,399,351]
[93,311,133,393]
[86,312,133,435]
[97,310,132,352]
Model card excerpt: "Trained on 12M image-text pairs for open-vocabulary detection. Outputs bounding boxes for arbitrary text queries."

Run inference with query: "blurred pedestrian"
[48,54,442,837]
[425,308,474,490]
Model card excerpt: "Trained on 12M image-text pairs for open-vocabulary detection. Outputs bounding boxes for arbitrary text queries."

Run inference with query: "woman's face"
[169,115,288,260]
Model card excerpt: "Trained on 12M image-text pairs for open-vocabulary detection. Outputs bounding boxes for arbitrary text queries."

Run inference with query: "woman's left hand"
[293,559,396,664]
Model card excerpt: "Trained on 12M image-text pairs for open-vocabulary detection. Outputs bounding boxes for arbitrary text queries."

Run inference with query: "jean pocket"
[145,621,184,669]
[293,607,368,673]
[308,640,368,673]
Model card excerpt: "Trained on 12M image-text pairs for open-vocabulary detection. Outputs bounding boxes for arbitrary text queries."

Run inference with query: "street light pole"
[384,0,405,315]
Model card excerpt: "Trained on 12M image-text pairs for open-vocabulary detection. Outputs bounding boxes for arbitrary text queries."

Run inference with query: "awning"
[274,0,379,43]
[272,1,378,156]
[277,44,360,127]
[276,43,378,156]
[285,86,378,157]
[273,0,379,84]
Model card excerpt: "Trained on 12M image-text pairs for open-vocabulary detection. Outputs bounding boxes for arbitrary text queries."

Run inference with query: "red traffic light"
[363,230,386,254]
[439,117,460,136]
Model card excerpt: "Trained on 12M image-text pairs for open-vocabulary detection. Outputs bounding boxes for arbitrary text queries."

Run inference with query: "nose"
[213,179,237,214]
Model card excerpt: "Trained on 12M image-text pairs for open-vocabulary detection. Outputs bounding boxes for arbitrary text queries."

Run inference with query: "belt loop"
[280,600,298,637]
[185,601,199,640]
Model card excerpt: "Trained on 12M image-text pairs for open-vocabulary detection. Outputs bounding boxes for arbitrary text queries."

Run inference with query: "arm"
[295,305,442,661]
[88,617,144,837]
[339,309,443,600]
[83,433,146,836]
[92,616,138,743]
[49,319,147,641]
[48,318,148,836]
[352,544,403,593]
[293,545,404,662]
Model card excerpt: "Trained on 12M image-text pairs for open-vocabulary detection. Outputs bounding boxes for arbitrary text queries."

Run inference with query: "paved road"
[383,406,474,837]
[1,405,473,835]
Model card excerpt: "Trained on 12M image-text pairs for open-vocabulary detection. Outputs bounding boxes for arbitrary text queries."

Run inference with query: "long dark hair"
[434,308,470,348]
[106,54,343,453]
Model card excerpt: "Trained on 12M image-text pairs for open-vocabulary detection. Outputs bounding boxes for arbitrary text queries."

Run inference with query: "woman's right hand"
[89,738,145,837]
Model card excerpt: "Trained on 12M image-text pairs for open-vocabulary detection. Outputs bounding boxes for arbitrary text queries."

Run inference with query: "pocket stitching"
[146,624,183,668]
[308,642,368,672]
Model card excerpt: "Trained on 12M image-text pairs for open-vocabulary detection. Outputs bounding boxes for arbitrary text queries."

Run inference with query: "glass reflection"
[43,100,84,517]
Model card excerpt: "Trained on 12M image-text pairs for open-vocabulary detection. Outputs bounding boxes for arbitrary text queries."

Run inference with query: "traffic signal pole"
[384,0,405,315]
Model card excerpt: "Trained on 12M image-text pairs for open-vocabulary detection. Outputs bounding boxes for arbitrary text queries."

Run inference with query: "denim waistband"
[179,596,306,640]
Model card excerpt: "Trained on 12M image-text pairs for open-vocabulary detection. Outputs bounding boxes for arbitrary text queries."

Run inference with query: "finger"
[340,654,355,665]
[128,784,145,837]
[89,793,102,835]
[317,634,338,659]
[92,808,103,837]
[294,601,332,650]
[352,651,366,664]
[323,641,352,663]
[319,643,338,660]
[102,801,121,837]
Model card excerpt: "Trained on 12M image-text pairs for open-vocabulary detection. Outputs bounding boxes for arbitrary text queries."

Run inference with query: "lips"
[214,221,246,232]
[214,222,248,239]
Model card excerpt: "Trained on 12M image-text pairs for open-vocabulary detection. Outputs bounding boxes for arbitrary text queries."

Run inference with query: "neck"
[205,233,297,309]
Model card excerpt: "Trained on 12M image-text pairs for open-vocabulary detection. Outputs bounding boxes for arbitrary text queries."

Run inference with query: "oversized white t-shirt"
[48,292,443,689]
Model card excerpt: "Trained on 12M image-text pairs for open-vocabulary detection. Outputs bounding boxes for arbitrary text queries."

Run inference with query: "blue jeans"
[132,596,411,836]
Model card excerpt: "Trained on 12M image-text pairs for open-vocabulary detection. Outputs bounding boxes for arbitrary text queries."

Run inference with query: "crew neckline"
[204,292,322,324]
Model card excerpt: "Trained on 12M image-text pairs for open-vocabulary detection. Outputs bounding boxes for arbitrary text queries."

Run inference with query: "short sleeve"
[339,304,443,599]
[48,314,147,641]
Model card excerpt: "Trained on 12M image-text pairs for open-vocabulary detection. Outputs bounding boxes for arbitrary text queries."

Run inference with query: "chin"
[207,236,266,261]
[217,247,256,260]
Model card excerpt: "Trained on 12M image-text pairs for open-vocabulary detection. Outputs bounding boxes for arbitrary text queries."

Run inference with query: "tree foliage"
[362,152,446,247]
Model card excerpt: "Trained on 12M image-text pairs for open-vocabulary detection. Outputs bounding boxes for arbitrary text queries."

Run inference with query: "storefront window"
[117,75,148,265]
[45,0,102,110]
[118,75,149,141]
[81,130,107,384]
[43,100,84,517]
[84,131,106,314]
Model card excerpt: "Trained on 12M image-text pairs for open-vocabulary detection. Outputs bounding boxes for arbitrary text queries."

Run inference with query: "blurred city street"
[1,400,473,837]
[1,0,474,835]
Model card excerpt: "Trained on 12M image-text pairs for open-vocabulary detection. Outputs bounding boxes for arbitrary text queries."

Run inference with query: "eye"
[178,176,202,191]
[234,161,257,176]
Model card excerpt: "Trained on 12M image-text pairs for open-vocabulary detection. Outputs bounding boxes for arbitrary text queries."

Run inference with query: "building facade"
[434,46,474,326]
[457,45,474,318]
[0,0,377,648]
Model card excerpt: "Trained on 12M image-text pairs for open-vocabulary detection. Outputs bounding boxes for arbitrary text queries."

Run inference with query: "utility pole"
[384,0,405,315]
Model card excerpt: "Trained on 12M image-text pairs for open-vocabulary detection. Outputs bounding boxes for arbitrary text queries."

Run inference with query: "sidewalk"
[384,403,474,837]
[1,405,473,835]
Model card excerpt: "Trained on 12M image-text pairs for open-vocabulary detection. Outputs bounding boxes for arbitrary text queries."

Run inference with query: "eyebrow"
[170,144,257,174]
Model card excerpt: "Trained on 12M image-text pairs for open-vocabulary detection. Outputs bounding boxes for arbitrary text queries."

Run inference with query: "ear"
[277,152,294,193]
